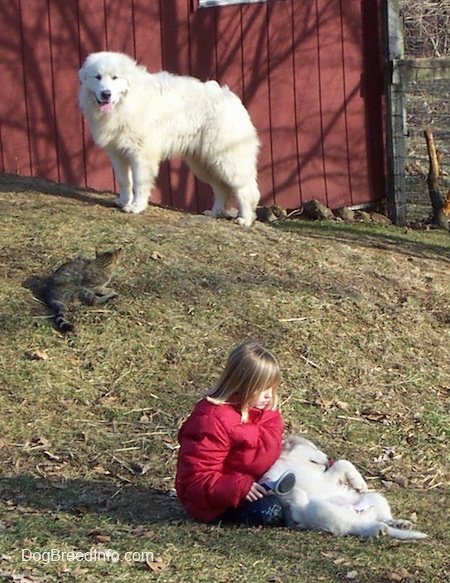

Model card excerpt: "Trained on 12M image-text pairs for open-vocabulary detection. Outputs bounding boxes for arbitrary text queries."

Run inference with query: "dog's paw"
[376,524,389,537]
[346,471,368,493]
[114,196,129,208]
[121,203,147,214]
[235,216,253,227]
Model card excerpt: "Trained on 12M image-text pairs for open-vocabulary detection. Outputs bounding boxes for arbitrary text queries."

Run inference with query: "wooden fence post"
[382,0,407,225]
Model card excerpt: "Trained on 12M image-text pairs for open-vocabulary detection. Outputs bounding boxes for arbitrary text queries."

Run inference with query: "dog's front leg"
[326,460,368,493]
[106,148,133,208]
[122,156,159,214]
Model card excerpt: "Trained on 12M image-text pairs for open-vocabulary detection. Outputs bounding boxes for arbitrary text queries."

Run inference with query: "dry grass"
[0,173,449,582]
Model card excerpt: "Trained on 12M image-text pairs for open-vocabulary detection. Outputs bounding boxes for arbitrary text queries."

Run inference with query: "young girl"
[176,340,287,526]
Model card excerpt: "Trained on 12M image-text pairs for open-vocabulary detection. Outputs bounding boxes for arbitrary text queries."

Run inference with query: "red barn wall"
[0,0,385,213]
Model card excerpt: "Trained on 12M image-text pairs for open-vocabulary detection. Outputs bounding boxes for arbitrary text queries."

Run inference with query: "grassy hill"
[0,173,448,582]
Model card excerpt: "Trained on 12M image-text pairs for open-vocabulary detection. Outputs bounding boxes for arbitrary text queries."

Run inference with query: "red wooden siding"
[0,0,385,213]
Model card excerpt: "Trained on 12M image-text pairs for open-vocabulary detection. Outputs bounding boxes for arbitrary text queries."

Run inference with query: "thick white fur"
[78,51,261,226]
[262,436,427,540]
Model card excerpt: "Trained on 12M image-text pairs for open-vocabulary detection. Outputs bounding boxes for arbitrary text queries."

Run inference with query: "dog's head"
[79,52,133,113]
[282,435,329,471]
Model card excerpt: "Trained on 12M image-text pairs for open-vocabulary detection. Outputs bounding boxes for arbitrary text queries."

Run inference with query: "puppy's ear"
[283,435,300,452]
[283,435,316,452]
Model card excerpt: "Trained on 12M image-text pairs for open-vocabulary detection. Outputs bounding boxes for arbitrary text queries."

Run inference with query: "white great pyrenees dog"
[78,51,261,226]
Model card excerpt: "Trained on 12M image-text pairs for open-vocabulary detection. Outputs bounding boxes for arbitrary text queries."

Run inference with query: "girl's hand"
[245,482,267,502]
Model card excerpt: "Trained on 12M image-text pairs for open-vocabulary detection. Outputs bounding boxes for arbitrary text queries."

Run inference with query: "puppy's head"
[79,52,132,113]
[282,435,329,469]
[283,435,316,453]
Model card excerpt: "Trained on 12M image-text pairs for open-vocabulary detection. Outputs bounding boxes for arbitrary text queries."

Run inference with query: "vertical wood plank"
[360,0,385,206]
[292,0,326,204]
[77,0,115,193]
[0,0,32,175]
[382,0,407,224]
[104,0,136,56]
[264,0,301,208]
[19,0,59,181]
[240,4,272,207]
[133,0,168,207]
[315,0,351,208]
[48,0,86,186]
[188,4,219,213]
[160,0,196,212]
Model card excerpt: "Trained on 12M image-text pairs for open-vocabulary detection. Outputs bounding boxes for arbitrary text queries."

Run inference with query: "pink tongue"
[100,102,114,113]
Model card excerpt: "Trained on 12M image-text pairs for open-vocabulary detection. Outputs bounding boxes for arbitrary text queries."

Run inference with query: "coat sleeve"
[177,413,254,510]
[257,409,283,456]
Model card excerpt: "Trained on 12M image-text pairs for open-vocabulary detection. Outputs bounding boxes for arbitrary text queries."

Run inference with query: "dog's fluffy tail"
[385,526,428,540]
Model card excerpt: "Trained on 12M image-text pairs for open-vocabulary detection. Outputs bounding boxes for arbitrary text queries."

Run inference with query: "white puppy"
[78,51,261,226]
[262,436,427,540]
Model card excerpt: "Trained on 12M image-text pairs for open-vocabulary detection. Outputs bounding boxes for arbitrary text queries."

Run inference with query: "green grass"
[0,174,449,582]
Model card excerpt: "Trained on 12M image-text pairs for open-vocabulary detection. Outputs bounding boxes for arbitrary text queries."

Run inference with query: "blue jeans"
[214,494,286,527]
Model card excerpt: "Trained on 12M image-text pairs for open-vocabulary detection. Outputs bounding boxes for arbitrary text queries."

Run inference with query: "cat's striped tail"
[47,299,74,333]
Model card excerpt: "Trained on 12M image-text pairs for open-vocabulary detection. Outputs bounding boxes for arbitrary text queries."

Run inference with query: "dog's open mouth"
[96,98,114,113]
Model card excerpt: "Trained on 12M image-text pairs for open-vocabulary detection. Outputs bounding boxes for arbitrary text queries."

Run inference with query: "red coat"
[176,398,283,523]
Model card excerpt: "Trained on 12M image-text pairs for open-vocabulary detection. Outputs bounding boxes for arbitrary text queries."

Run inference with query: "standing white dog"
[262,436,427,540]
[78,51,261,226]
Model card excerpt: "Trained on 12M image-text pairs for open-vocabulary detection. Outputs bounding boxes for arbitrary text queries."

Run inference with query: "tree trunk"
[424,129,449,229]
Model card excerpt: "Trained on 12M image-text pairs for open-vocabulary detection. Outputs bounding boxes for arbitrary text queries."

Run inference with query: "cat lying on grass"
[44,248,122,333]
[262,436,427,540]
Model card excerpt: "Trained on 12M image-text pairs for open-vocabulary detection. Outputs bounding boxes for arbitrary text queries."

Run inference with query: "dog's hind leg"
[185,157,237,221]
[205,183,238,220]
[234,181,260,227]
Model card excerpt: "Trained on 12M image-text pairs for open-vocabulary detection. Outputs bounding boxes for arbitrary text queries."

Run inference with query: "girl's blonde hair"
[204,340,281,422]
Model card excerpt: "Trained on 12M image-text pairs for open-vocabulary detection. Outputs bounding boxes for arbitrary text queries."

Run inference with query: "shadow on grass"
[275,220,450,264]
[0,474,186,526]
[0,172,116,209]
[22,275,49,303]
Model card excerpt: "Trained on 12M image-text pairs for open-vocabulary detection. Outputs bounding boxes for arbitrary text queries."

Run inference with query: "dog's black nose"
[101,90,112,101]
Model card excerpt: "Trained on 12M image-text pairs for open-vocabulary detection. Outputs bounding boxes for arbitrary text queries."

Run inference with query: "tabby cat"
[44,248,123,333]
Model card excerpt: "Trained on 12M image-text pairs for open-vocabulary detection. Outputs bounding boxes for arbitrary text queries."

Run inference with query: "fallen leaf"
[24,349,49,361]
[145,556,168,571]
[409,511,418,523]
[89,528,111,543]
[93,534,111,543]
[28,436,51,450]
[93,465,111,475]
[131,526,155,538]
[393,474,409,488]
[383,569,411,582]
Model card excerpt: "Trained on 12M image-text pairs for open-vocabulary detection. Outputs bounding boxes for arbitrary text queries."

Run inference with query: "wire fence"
[400,1,450,220]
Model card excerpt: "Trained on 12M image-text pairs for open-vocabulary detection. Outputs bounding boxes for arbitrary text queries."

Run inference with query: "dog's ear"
[282,435,302,452]
[79,65,87,83]
[283,435,316,452]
